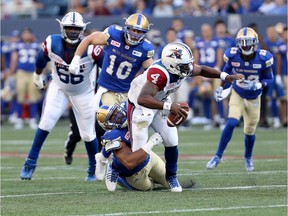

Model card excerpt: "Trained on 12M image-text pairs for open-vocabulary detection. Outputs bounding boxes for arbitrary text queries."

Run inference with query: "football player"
[20,12,104,181]
[68,13,154,171]
[9,27,42,129]
[127,42,242,192]
[95,103,169,192]
[207,27,274,171]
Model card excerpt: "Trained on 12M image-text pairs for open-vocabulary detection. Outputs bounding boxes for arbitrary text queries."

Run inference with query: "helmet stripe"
[243,27,248,36]
[72,12,75,24]
[176,42,192,58]
[136,14,142,26]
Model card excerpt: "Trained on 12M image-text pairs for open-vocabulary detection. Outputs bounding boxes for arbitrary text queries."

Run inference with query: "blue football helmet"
[97,103,128,130]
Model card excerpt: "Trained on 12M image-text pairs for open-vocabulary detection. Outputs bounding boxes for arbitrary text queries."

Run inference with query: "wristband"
[220,72,229,81]
[163,101,172,111]
[73,55,81,62]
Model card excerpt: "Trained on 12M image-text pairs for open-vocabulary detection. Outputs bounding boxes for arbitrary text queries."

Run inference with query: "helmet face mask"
[236,27,259,56]
[161,42,194,77]
[56,12,90,44]
[124,13,151,46]
[97,104,127,130]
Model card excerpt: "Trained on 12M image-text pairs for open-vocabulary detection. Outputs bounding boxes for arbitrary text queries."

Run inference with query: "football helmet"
[124,13,151,46]
[236,27,259,55]
[56,12,90,44]
[161,42,194,77]
[96,103,127,130]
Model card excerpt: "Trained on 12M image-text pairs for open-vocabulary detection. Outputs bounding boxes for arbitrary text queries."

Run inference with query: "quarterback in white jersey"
[127,42,243,192]
[20,12,103,181]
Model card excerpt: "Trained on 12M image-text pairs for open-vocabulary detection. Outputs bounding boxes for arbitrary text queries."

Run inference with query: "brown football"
[167,102,189,127]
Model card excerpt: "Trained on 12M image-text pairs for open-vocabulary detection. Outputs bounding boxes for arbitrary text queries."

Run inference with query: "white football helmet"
[236,27,259,55]
[161,42,194,77]
[56,12,90,44]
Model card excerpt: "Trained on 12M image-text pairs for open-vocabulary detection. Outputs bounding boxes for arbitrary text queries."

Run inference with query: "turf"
[1,120,287,216]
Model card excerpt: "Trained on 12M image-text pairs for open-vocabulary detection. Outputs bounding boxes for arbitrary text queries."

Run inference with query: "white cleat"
[95,153,108,181]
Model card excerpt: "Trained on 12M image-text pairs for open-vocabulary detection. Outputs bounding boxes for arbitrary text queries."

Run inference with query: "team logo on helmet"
[167,49,183,59]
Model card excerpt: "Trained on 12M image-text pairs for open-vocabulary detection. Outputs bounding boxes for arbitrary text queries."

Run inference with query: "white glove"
[214,86,223,102]
[242,80,262,91]
[141,132,163,154]
[275,75,283,88]
[69,55,81,75]
[33,72,45,90]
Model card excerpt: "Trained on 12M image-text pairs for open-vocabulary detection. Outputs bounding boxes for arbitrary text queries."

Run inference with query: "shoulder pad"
[223,47,238,63]
[258,49,274,68]
[142,40,155,58]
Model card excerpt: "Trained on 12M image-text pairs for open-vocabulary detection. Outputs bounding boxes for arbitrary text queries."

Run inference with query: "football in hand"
[167,102,189,127]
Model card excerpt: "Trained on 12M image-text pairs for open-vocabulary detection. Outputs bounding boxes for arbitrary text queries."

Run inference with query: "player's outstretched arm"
[193,64,244,83]
[114,133,162,170]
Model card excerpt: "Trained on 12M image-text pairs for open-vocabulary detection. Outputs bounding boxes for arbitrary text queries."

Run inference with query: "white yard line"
[74,204,287,216]
[1,184,286,198]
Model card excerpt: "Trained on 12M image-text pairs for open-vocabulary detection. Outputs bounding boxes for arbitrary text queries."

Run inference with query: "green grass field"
[1,120,287,216]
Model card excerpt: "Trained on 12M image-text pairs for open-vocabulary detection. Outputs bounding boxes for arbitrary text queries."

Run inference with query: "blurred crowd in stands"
[1,0,287,130]
[1,0,287,19]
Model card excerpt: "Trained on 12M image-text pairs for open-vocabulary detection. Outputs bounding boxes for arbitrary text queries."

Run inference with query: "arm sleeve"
[35,49,50,69]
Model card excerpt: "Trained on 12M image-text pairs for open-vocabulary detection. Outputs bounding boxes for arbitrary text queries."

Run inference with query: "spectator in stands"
[2,0,37,19]
[84,0,110,17]
[236,0,255,14]
[216,0,237,15]
[258,0,276,14]
[265,0,287,15]
[68,0,86,15]
[152,0,174,17]
[107,0,135,16]
[134,0,152,16]
[174,0,204,17]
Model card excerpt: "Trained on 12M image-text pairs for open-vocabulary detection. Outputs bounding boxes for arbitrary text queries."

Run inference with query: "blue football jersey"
[195,37,220,67]
[102,128,149,177]
[264,38,283,74]
[97,25,154,93]
[14,40,40,72]
[223,47,274,99]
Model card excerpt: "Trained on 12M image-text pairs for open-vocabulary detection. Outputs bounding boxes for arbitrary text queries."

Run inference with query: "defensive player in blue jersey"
[9,28,42,129]
[96,103,169,192]
[69,13,154,175]
[207,27,274,171]
[20,12,104,181]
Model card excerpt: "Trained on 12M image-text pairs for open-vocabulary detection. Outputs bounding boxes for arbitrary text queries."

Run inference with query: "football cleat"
[206,155,221,169]
[95,153,108,181]
[85,166,96,182]
[20,158,37,180]
[64,153,73,165]
[166,175,182,192]
[244,157,254,171]
[105,162,119,192]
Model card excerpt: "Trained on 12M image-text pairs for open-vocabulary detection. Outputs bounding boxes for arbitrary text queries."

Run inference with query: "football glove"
[242,80,262,91]
[214,86,223,102]
[141,132,163,154]
[69,55,81,75]
[275,75,283,88]
[33,72,45,90]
